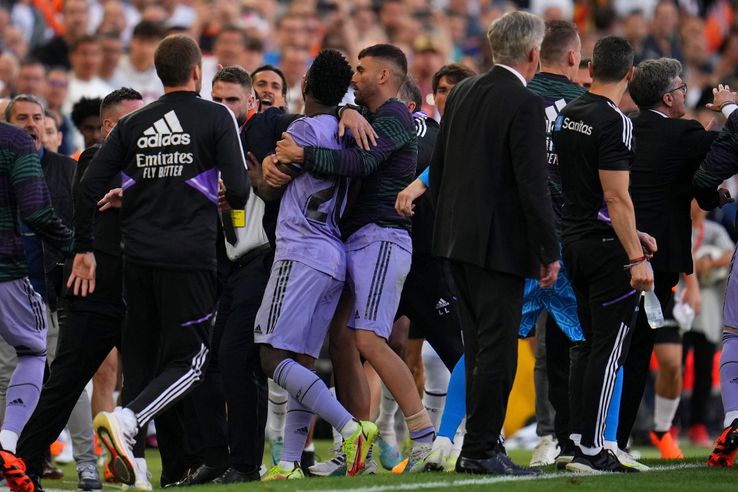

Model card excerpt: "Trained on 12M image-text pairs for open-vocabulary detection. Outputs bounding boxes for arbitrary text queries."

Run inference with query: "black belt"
[232,243,271,269]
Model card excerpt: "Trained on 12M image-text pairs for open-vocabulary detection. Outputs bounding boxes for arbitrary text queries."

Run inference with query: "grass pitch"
[42,441,736,492]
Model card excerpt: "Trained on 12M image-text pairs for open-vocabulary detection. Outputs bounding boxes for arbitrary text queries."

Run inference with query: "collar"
[649,109,668,118]
[496,64,527,86]
[159,90,200,101]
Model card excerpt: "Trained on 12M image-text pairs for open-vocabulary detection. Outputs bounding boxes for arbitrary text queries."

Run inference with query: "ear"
[626,66,635,82]
[567,50,575,67]
[663,91,673,108]
[588,60,594,78]
[193,64,201,83]
[407,101,417,113]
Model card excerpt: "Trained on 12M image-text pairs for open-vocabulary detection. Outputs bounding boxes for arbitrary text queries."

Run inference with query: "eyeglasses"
[666,83,687,95]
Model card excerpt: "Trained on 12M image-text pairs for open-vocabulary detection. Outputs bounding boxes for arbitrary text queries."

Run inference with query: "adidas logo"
[435,298,450,310]
[8,398,24,407]
[254,324,263,334]
[296,426,309,435]
[137,110,191,148]
[354,310,360,319]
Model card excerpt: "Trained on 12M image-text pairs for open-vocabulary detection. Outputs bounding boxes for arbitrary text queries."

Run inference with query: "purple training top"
[274,114,348,280]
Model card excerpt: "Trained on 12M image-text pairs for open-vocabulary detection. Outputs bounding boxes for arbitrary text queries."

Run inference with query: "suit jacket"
[429,66,559,278]
[629,110,717,274]
[41,149,75,270]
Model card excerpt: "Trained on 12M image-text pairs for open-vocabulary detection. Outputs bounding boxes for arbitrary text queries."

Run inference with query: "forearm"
[607,196,644,260]
[304,146,378,178]
[254,180,285,202]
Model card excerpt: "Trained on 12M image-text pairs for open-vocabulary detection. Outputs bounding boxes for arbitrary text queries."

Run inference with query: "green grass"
[43,441,736,492]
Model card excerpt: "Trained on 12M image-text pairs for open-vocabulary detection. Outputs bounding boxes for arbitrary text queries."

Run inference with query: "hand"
[539,261,560,289]
[262,153,292,188]
[245,151,262,186]
[218,179,230,211]
[339,108,378,151]
[395,178,427,217]
[718,187,734,206]
[629,261,654,292]
[275,133,304,164]
[637,230,657,258]
[66,252,96,297]
[706,84,737,111]
[682,285,702,315]
[695,255,713,276]
[97,188,123,211]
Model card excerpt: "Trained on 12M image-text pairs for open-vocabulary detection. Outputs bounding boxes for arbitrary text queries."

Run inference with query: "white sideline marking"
[306,463,705,492]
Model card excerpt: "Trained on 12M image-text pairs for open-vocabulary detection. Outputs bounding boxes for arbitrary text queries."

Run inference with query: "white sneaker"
[308,452,346,477]
[615,448,650,471]
[392,442,432,474]
[444,444,461,472]
[133,458,152,490]
[423,436,452,472]
[93,408,138,485]
[530,435,559,467]
[360,458,378,475]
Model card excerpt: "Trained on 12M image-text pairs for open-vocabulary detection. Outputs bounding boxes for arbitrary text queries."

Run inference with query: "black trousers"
[121,262,215,431]
[18,251,123,478]
[188,249,270,474]
[400,254,464,371]
[616,271,678,448]
[449,261,524,459]
[564,234,639,450]
[545,315,574,445]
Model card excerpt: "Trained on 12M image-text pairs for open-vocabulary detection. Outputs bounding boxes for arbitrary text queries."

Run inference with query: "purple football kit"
[254,114,348,358]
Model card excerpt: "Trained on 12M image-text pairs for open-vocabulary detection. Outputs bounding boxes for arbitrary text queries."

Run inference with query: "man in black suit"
[618,59,732,458]
[429,11,560,476]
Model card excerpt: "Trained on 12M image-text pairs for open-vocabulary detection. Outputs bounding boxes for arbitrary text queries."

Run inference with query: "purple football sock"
[409,426,436,444]
[3,353,45,434]
[281,395,314,462]
[720,331,738,426]
[274,359,352,432]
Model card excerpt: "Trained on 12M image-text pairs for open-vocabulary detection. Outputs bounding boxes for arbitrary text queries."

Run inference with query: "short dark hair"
[398,76,422,110]
[100,87,143,118]
[305,49,352,107]
[70,34,99,53]
[132,21,165,40]
[19,57,46,71]
[71,97,102,129]
[6,94,45,122]
[541,20,579,66]
[358,43,408,77]
[629,58,682,110]
[432,63,476,94]
[216,25,248,47]
[591,36,634,83]
[213,66,253,91]
[44,110,60,129]
[154,34,202,87]
[251,65,288,97]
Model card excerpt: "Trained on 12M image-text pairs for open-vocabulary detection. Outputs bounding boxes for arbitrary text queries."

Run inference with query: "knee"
[259,345,280,379]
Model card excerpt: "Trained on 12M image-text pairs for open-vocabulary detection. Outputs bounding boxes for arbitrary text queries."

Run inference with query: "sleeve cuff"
[722,104,738,119]
[419,168,430,187]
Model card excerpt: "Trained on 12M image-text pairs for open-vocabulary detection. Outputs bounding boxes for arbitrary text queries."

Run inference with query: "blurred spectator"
[574,58,592,88]
[622,10,649,62]
[642,0,684,62]
[32,0,91,70]
[251,64,287,111]
[4,26,29,61]
[280,45,310,113]
[243,38,266,73]
[0,53,19,98]
[43,110,63,154]
[44,67,75,155]
[410,34,446,117]
[15,59,46,98]
[64,35,111,115]
[265,13,308,65]
[117,21,165,104]
[99,32,126,88]
[96,0,139,45]
[9,0,45,48]
[201,25,252,100]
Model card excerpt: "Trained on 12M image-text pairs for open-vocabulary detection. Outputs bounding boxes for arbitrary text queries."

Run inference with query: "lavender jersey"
[274,114,348,280]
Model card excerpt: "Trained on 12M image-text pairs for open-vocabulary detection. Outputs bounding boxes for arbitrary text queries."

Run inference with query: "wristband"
[624,256,647,269]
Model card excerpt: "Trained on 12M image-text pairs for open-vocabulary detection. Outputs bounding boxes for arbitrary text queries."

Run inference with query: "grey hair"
[629,58,682,110]
[487,11,546,66]
[5,94,46,122]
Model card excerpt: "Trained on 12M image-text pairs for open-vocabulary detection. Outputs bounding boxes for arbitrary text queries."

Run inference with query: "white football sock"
[653,395,680,433]
[376,383,398,446]
[267,379,288,439]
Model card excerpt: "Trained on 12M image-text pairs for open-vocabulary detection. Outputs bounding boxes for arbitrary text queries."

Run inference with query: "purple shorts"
[0,278,47,355]
[254,260,343,358]
[346,240,412,339]
[724,249,738,329]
